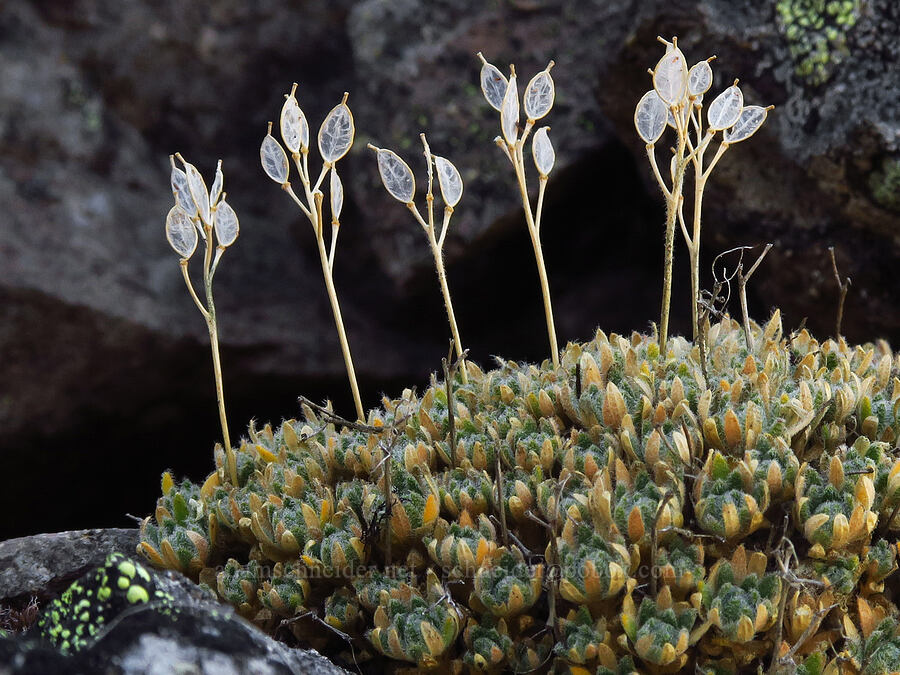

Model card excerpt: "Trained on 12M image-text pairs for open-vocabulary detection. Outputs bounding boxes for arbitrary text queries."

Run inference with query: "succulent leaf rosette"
[425,515,497,576]
[462,614,513,672]
[694,451,769,540]
[216,558,260,618]
[439,467,494,518]
[257,562,310,617]
[796,444,878,552]
[323,587,361,632]
[137,474,211,575]
[695,545,781,643]
[471,547,543,617]
[553,605,616,667]
[558,521,631,604]
[368,595,461,667]
[656,537,706,597]
[620,580,697,668]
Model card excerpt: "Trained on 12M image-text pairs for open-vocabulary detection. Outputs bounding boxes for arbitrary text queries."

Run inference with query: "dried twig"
[828,247,851,339]
[737,243,773,353]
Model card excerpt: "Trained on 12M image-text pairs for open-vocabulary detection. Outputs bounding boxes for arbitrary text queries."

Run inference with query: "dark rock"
[2,0,898,539]
[0,529,138,603]
[0,532,346,674]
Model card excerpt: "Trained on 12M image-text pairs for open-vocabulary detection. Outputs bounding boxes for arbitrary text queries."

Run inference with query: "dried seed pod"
[532,126,555,176]
[260,129,289,184]
[209,160,224,207]
[478,52,508,111]
[524,62,555,120]
[371,146,415,203]
[707,83,744,131]
[723,105,770,144]
[213,200,239,248]
[688,60,713,96]
[280,85,308,154]
[653,46,688,106]
[165,205,198,259]
[634,90,668,144]
[181,159,211,226]
[433,155,463,207]
[318,93,354,164]
[170,161,197,218]
[500,73,519,146]
[330,168,343,220]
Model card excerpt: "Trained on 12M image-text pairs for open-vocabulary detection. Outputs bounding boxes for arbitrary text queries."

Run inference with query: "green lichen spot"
[79,611,90,622]
[97,585,111,601]
[118,560,137,579]
[126,585,150,604]
[117,576,130,590]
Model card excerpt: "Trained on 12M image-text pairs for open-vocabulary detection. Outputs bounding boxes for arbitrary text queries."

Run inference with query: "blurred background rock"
[1,0,898,540]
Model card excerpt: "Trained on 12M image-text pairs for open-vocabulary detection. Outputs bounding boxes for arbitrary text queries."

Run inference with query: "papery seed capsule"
[214,199,239,247]
[707,84,744,131]
[688,61,713,96]
[524,62,555,121]
[209,160,224,207]
[478,53,508,112]
[280,85,308,154]
[166,205,198,258]
[532,127,555,176]
[634,90,668,144]
[260,130,289,184]
[170,163,197,218]
[318,93,354,164]
[371,146,415,203]
[723,105,770,144]
[653,47,688,106]
[434,155,463,208]
[330,168,344,219]
[183,159,211,225]
[500,74,519,146]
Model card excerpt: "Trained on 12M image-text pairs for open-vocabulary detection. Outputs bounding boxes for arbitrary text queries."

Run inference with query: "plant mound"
[138,315,900,674]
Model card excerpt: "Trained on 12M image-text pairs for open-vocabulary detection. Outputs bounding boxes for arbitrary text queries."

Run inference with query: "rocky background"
[2,0,898,541]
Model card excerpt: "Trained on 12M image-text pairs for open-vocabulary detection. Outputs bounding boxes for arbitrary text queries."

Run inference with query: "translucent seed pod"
[478,52,508,112]
[318,93,354,164]
[280,85,307,154]
[524,62,555,121]
[707,84,744,131]
[532,126,555,177]
[433,156,463,208]
[209,160,224,207]
[653,47,688,106]
[170,162,197,218]
[214,199,239,248]
[260,126,289,184]
[182,159,211,226]
[688,61,713,97]
[500,73,519,146]
[634,90,668,144]
[166,205,199,259]
[330,168,344,220]
[723,105,771,144]
[370,145,415,203]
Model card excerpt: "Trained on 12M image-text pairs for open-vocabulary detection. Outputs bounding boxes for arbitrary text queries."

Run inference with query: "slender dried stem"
[510,141,559,369]
[738,244,773,352]
[829,247,851,339]
[442,343,457,468]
